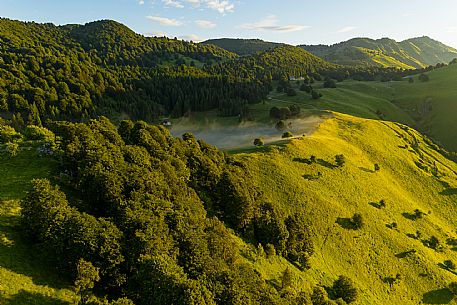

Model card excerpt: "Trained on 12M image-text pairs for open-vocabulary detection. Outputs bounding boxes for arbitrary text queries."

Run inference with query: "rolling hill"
[300,36,457,69]
[266,63,457,152]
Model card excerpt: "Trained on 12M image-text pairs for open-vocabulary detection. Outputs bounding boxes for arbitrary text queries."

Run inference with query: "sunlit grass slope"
[237,113,457,304]
[0,147,77,305]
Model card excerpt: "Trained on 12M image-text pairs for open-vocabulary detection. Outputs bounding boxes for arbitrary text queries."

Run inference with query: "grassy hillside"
[388,64,457,151]
[264,63,457,151]
[239,113,457,304]
[300,36,457,69]
[202,38,283,55]
[0,146,77,305]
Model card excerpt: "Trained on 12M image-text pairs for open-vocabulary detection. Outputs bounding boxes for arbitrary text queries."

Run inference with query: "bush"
[269,107,281,119]
[351,213,364,229]
[332,276,358,303]
[449,282,457,295]
[6,142,19,157]
[374,163,380,171]
[265,244,276,257]
[288,104,301,116]
[323,78,337,88]
[254,138,264,147]
[418,73,430,82]
[0,125,22,143]
[279,107,292,119]
[335,154,346,167]
[276,120,286,131]
[300,84,312,93]
[282,132,293,139]
[311,90,322,100]
[443,260,456,270]
[423,236,441,250]
[286,88,297,96]
[24,125,55,142]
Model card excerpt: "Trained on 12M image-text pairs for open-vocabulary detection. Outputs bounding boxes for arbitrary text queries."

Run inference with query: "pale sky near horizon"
[1,0,457,47]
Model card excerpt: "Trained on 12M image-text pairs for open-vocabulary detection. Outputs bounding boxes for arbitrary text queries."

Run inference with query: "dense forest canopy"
[202,38,283,56]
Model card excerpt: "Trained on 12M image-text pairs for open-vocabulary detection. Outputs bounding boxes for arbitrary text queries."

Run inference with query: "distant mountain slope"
[300,36,457,69]
[210,44,336,80]
[202,38,283,56]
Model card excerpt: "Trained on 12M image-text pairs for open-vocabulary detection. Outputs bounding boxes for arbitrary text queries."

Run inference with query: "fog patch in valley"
[170,115,327,150]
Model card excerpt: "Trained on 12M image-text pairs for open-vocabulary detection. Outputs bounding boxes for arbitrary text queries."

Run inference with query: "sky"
[1,0,457,47]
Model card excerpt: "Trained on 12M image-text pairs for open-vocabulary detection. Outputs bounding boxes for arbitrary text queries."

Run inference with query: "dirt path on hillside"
[170,114,330,150]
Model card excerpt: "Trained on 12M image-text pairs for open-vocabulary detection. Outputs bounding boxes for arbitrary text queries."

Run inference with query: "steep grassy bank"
[238,113,457,304]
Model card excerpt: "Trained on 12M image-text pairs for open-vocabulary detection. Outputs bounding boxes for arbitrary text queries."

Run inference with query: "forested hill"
[65,20,238,66]
[0,18,271,123]
[210,45,336,81]
[202,38,283,55]
[300,36,457,69]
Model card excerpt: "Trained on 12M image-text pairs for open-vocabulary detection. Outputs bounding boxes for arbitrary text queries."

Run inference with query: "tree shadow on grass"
[422,288,453,304]
[359,167,375,173]
[0,215,70,290]
[336,218,356,230]
[293,157,312,165]
[0,290,70,305]
[395,249,416,258]
[440,188,457,196]
[317,159,337,169]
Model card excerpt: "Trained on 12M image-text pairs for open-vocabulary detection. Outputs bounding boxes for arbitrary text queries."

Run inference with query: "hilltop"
[300,36,457,69]
[210,44,336,81]
[202,38,283,55]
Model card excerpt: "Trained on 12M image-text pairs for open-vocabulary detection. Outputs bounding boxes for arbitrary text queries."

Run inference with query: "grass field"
[0,146,77,305]
[236,113,457,304]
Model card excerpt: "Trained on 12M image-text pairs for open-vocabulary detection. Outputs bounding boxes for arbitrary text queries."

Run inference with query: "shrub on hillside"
[254,138,264,147]
[351,213,364,229]
[282,132,293,139]
[286,87,297,96]
[335,154,346,167]
[418,73,430,82]
[24,125,55,142]
[423,236,441,251]
[323,78,337,88]
[300,83,312,93]
[0,125,22,143]
[6,142,19,157]
[449,282,457,295]
[289,104,301,116]
[276,120,286,131]
[270,106,281,119]
[311,90,322,99]
[331,276,358,304]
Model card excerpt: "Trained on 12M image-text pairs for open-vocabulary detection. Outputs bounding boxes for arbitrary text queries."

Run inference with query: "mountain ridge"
[299,36,457,69]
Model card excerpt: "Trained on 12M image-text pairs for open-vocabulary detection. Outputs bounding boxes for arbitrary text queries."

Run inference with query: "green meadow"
[237,113,457,304]
[0,147,77,305]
